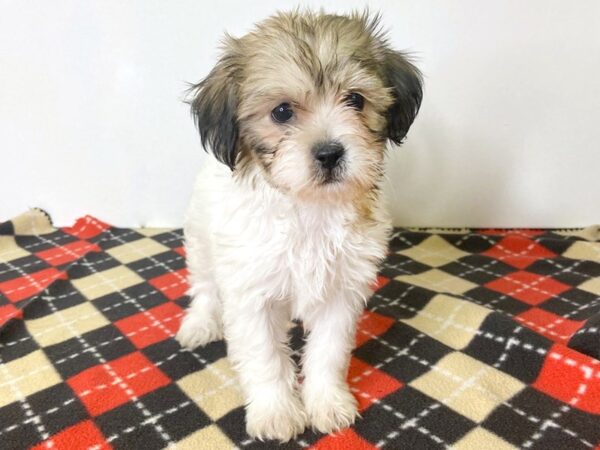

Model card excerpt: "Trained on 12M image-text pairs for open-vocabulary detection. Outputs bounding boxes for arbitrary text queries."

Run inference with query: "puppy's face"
[190,11,422,201]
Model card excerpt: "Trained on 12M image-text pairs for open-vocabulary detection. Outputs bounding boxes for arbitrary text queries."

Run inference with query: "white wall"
[1,0,599,227]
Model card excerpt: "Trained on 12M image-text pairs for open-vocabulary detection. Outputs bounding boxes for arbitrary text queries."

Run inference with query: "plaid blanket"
[0,209,599,449]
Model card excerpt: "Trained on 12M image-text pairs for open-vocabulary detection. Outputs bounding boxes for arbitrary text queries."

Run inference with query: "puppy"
[176,10,422,441]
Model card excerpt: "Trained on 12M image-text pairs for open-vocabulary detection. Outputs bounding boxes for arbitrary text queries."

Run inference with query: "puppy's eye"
[344,92,365,111]
[271,103,293,123]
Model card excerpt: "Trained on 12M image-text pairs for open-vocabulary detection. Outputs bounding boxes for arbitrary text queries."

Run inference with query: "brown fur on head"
[189,10,423,201]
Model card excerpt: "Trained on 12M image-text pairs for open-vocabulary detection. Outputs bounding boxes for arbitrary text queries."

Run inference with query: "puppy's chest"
[213,187,387,306]
[286,215,348,274]
[281,210,381,308]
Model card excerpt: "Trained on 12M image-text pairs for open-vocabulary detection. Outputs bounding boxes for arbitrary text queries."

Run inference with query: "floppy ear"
[381,50,423,145]
[188,46,240,170]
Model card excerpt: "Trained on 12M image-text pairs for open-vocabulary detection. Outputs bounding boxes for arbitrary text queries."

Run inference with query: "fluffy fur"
[176,10,422,441]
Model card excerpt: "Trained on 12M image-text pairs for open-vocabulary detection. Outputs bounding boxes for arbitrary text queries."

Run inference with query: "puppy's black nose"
[313,142,344,170]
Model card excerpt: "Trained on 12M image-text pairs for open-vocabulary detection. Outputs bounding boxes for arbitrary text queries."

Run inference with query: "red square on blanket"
[67,352,170,416]
[0,304,22,326]
[370,275,390,291]
[348,357,403,411]
[62,216,110,240]
[36,240,100,266]
[485,271,570,305]
[483,236,555,269]
[148,269,188,300]
[115,302,183,349]
[310,428,377,450]
[0,267,65,302]
[533,344,600,414]
[32,420,110,450]
[516,308,584,344]
[356,310,395,347]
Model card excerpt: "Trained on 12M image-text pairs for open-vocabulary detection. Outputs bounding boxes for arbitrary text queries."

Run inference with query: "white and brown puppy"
[176,10,422,442]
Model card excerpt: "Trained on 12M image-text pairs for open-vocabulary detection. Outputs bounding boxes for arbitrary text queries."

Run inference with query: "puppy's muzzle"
[313,141,345,171]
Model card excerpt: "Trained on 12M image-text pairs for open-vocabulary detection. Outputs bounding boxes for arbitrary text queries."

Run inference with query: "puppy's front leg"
[302,296,362,433]
[223,294,306,442]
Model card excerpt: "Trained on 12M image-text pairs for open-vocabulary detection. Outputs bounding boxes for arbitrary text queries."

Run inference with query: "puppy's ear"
[188,40,241,170]
[381,50,423,145]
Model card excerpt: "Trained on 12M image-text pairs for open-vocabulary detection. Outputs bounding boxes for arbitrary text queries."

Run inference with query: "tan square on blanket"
[402,294,490,349]
[410,351,525,423]
[0,350,62,408]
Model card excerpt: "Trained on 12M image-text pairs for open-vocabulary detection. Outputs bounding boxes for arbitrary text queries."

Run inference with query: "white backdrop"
[1,0,599,227]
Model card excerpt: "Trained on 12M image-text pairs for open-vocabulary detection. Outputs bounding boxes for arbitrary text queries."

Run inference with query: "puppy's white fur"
[178,157,389,439]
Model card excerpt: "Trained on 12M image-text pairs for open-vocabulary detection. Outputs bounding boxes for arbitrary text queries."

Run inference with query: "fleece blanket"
[0,209,599,449]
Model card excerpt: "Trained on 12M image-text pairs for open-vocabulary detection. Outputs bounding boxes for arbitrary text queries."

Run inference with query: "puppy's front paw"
[303,382,358,434]
[245,390,306,442]
[175,311,223,350]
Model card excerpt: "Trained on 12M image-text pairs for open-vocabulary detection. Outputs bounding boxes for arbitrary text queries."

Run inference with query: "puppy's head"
[189,11,422,201]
